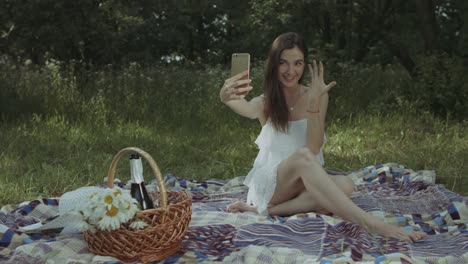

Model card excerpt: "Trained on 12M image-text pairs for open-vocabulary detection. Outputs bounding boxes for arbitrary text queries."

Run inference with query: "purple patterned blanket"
[1,163,467,263]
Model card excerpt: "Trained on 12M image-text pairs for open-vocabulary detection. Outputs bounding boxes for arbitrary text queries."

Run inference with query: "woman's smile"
[278,47,305,89]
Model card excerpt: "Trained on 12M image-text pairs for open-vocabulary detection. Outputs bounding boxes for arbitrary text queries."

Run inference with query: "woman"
[219,32,426,242]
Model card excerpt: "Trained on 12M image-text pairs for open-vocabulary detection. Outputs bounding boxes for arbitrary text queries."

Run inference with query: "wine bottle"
[129,153,154,210]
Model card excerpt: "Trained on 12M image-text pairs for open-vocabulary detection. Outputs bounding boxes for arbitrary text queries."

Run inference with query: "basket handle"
[106,147,167,211]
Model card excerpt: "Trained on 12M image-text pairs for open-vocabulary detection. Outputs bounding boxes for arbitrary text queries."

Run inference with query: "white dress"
[243,119,326,215]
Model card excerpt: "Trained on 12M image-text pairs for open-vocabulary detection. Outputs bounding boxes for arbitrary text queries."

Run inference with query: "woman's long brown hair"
[263,32,308,132]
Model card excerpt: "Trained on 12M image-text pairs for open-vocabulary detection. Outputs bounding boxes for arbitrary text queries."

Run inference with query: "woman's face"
[277,47,305,89]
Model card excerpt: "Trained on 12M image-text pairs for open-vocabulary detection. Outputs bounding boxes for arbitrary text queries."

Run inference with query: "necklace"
[287,86,304,111]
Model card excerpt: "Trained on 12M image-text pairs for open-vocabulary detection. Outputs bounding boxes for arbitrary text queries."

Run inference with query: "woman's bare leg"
[227,167,355,215]
[267,175,355,216]
[268,148,426,242]
[227,167,354,215]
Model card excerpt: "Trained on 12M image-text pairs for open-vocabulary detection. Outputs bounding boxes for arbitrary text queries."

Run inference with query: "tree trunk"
[335,0,350,50]
[357,0,417,76]
[381,33,417,77]
[456,0,468,66]
[353,34,376,62]
[322,10,332,44]
[414,0,439,53]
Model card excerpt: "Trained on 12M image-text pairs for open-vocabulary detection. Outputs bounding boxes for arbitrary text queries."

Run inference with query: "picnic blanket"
[1,163,467,263]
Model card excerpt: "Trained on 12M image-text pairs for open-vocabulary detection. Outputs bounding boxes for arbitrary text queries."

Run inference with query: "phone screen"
[230,53,250,95]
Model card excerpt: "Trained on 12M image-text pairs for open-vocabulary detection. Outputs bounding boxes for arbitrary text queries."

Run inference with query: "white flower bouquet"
[77,187,148,232]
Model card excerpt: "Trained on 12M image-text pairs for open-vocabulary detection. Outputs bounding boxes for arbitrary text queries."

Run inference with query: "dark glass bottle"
[129,153,154,210]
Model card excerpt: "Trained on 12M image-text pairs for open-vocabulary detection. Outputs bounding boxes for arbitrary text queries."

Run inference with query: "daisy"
[118,196,139,220]
[129,219,148,230]
[78,187,140,231]
[77,218,95,232]
[97,204,125,231]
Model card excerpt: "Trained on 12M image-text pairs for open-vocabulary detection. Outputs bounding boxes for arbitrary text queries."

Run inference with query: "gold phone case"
[230,53,250,77]
[230,53,250,95]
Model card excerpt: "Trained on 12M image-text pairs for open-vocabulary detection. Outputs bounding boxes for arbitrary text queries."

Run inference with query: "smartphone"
[230,53,250,96]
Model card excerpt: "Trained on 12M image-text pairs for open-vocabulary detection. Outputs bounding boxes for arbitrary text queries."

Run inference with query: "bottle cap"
[129,153,140,159]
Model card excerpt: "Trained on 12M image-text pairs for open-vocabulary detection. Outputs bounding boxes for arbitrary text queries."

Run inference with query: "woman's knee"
[344,177,356,196]
[336,176,355,196]
[278,148,321,183]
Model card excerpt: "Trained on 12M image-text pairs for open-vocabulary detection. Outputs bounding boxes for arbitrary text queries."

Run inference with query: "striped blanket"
[1,163,467,263]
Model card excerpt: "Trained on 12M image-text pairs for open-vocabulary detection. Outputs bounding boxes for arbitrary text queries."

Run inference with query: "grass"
[0,62,466,206]
[0,110,466,206]
[0,114,256,205]
[325,112,467,190]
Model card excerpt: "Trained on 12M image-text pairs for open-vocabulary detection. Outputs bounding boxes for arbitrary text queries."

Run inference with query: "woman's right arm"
[219,71,263,119]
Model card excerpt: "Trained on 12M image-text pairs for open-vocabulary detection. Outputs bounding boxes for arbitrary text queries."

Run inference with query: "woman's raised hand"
[307,60,336,111]
[219,70,253,103]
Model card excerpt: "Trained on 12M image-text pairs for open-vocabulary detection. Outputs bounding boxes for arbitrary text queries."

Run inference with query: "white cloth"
[59,186,103,214]
[243,119,326,215]
[18,186,103,234]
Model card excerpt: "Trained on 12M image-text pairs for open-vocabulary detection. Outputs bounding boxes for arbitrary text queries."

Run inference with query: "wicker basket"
[83,147,192,263]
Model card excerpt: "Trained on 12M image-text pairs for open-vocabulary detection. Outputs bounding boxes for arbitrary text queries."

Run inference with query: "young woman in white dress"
[219,32,426,242]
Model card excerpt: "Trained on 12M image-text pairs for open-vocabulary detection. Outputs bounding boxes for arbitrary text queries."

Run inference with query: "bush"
[1,58,466,124]
[409,54,468,120]
[326,62,413,119]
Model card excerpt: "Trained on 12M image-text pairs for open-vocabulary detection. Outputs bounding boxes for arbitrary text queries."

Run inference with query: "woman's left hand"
[307,60,336,112]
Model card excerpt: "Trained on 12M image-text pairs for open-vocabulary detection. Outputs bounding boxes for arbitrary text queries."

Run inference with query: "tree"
[415,0,440,53]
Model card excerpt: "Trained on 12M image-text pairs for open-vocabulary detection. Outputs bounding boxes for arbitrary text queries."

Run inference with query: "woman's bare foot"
[226,200,257,213]
[366,218,427,242]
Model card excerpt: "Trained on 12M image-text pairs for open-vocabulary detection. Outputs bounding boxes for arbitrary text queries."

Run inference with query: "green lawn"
[1,110,466,206]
